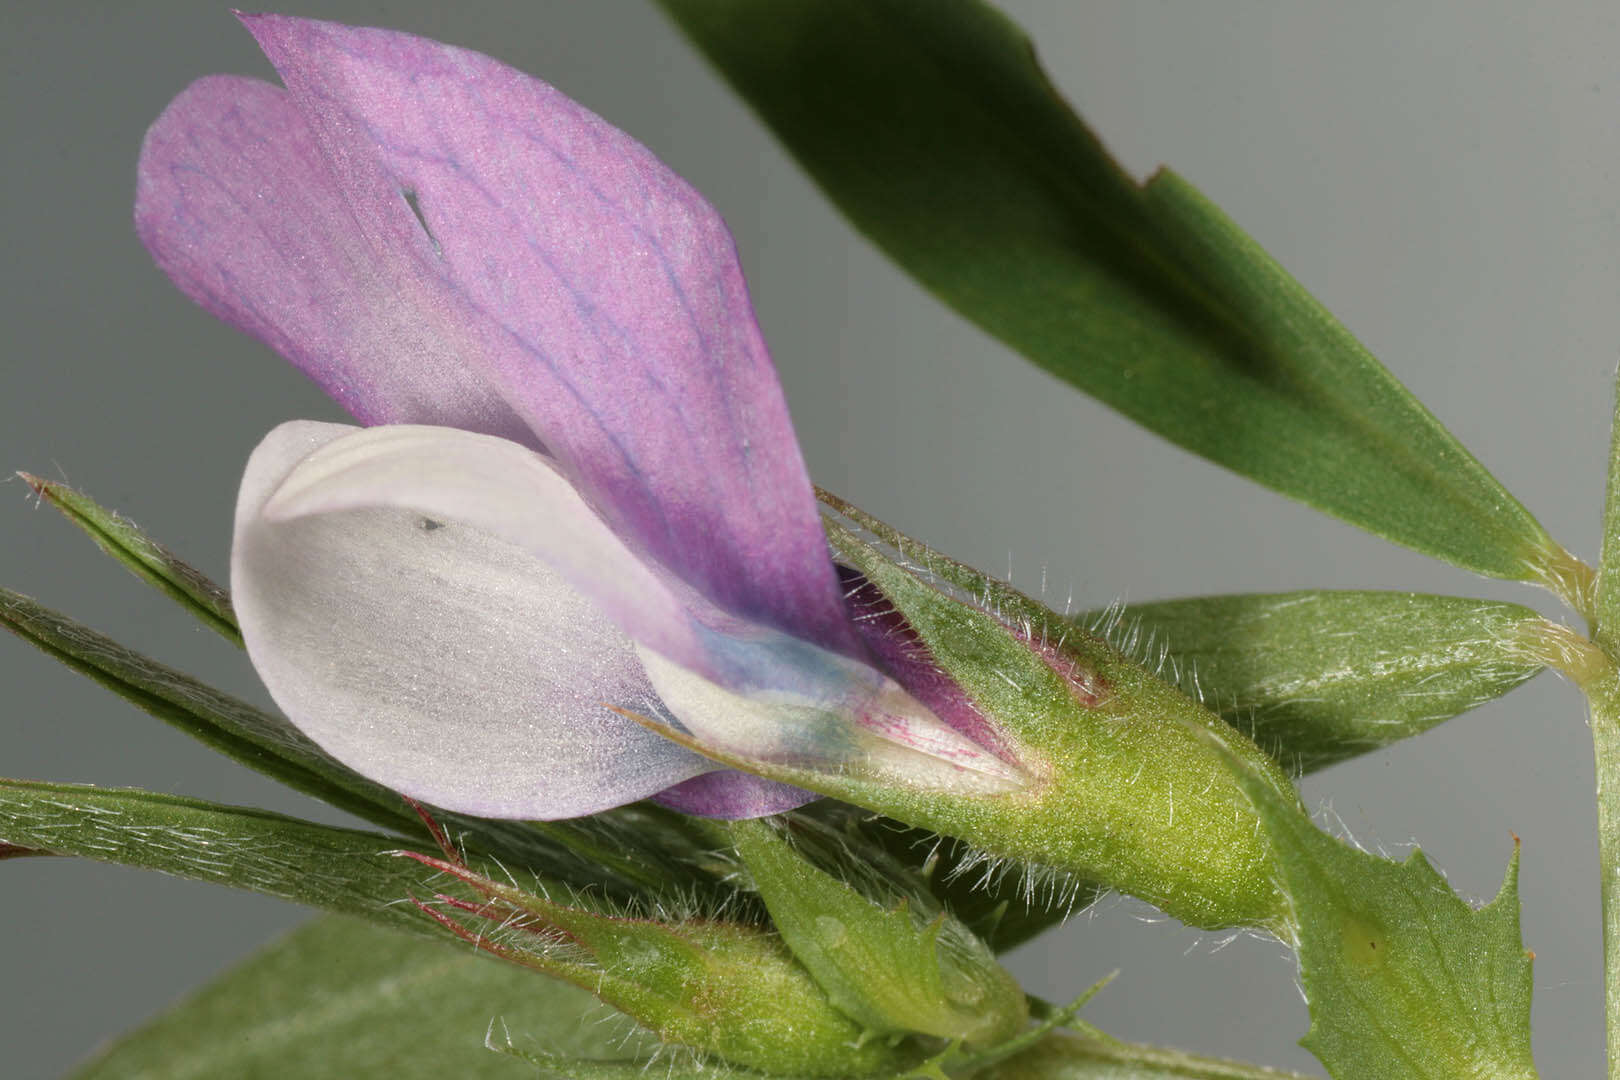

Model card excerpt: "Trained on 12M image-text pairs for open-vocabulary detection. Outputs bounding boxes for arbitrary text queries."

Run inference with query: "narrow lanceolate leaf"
[1220,757,1537,1078]
[72,916,655,1080]
[2,778,911,1076]
[19,473,240,643]
[664,0,1572,587]
[0,587,738,906]
[0,780,445,934]
[0,586,406,829]
[1091,591,1549,774]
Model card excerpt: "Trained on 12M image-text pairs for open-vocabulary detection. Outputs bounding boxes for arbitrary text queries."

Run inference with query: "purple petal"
[232,421,717,818]
[840,567,1014,758]
[173,14,861,662]
[653,773,816,819]
[134,76,535,444]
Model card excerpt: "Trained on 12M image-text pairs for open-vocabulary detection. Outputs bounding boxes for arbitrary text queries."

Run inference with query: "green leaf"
[20,473,240,643]
[662,0,1570,586]
[0,587,739,906]
[731,817,1026,1046]
[0,780,918,1075]
[1092,591,1549,773]
[0,780,446,934]
[9,483,754,905]
[7,480,736,900]
[1222,758,1537,1078]
[71,916,654,1080]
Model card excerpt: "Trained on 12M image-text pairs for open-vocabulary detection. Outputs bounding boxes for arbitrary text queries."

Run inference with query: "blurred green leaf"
[19,473,240,643]
[1093,591,1548,773]
[666,0,1567,585]
[71,916,652,1080]
[1222,754,1537,1078]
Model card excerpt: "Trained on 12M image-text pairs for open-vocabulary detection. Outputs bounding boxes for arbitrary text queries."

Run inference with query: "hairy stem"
[1537,542,1599,626]
[1589,371,1620,1078]
[1586,675,1620,1080]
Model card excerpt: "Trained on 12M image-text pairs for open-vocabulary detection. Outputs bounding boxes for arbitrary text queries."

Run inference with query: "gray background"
[3,2,1615,1076]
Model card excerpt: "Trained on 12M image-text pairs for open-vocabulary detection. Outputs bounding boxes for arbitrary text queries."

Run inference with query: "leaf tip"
[0,842,48,860]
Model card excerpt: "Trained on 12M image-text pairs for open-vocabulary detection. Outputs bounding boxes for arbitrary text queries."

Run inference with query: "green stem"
[1529,539,1598,626]
[1587,675,1620,1080]
[1588,367,1620,1078]
[994,1031,1314,1079]
[1544,616,1620,1076]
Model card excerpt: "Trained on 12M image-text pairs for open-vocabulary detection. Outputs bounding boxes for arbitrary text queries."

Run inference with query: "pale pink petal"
[231,421,716,818]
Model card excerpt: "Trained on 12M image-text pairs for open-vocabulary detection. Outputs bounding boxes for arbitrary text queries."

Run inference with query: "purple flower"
[135,14,1023,819]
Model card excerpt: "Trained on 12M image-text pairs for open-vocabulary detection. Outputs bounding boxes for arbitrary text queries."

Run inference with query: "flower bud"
[795,500,1297,932]
[731,817,1027,1048]
[400,844,924,1077]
